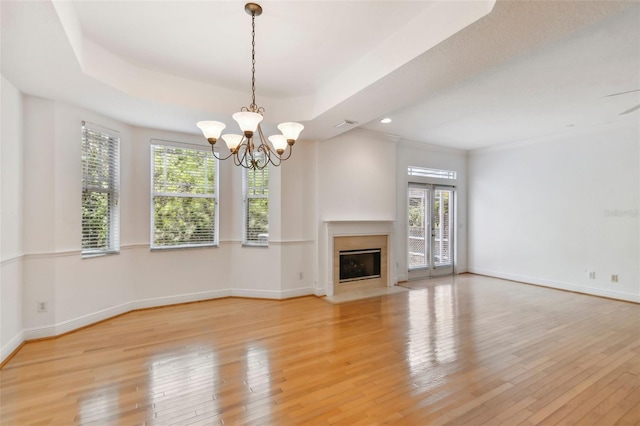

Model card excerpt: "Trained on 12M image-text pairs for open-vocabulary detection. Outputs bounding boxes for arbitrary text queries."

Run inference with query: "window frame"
[408,166,457,180]
[242,159,269,247]
[81,121,120,257]
[150,139,219,250]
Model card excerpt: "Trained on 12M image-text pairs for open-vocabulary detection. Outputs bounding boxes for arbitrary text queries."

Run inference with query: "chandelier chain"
[251,12,256,110]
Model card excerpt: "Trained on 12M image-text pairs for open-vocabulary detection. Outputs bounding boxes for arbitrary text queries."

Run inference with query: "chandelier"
[197,3,304,170]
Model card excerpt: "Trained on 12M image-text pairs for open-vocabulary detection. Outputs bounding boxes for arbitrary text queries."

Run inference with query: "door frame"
[407,183,455,280]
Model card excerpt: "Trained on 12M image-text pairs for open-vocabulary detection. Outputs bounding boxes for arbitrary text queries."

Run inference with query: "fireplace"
[339,248,381,283]
[322,221,395,297]
[331,233,389,296]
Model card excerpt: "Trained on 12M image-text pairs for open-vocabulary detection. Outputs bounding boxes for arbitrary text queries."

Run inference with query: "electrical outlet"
[37,302,48,313]
[299,272,304,280]
[587,271,596,279]
[611,274,619,283]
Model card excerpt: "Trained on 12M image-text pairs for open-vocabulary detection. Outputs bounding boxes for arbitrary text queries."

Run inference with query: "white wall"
[278,139,317,295]
[396,140,468,282]
[468,118,640,302]
[317,129,397,221]
[0,75,24,360]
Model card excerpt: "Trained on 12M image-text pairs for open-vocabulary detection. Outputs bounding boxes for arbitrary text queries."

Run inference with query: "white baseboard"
[134,289,232,310]
[1,331,25,363]
[17,287,315,352]
[21,292,228,341]
[281,287,315,299]
[313,287,327,297]
[468,268,640,303]
[230,287,314,299]
[395,268,465,283]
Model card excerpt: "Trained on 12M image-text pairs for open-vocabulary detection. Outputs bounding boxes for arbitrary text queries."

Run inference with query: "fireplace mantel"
[320,220,396,296]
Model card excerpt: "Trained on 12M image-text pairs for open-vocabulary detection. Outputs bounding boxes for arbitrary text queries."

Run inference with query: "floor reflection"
[149,345,218,423]
[78,386,120,424]
[406,281,459,392]
[242,343,273,423]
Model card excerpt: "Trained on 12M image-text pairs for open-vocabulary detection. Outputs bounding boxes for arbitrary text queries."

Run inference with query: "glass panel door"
[408,185,430,272]
[432,187,454,276]
[408,184,455,279]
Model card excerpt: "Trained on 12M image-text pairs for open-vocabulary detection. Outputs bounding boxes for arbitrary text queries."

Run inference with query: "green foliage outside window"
[152,145,217,247]
[82,191,110,250]
[245,159,269,244]
[247,198,268,240]
[82,125,119,254]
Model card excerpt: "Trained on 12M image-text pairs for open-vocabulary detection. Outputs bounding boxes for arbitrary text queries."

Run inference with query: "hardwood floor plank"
[1,274,639,425]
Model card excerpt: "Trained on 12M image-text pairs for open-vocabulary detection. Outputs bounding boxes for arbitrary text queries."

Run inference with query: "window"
[151,142,218,248]
[243,160,269,246]
[81,122,120,255]
[408,166,456,180]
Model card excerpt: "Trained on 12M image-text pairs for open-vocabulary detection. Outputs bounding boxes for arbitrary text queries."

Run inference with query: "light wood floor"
[1,274,639,425]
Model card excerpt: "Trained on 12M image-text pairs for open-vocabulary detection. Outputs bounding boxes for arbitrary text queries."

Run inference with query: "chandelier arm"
[256,124,269,151]
[255,139,279,167]
[244,138,263,170]
[278,144,294,162]
[255,155,269,170]
[233,152,242,167]
[268,153,281,168]
[256,142,273,168]
[232,142,244,167]
[210,145,235,162]
[254,124,267,165]
[236,142,250,168]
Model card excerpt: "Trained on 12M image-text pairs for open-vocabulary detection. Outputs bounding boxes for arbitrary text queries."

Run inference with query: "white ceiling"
[73,1,433,98]
[1,0,639,150]
[361,1,640,149]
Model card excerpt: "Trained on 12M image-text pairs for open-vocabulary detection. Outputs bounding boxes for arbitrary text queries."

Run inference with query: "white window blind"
[151,143,218,248]
[243,159,269,246]
[408,166,457,180]
[82,122,120,255]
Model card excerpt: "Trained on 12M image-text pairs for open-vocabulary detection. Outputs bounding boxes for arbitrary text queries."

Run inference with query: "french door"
[408,183,455,279]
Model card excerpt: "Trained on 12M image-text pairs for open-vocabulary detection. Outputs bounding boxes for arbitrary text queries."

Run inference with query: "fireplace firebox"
[339,248,382,283]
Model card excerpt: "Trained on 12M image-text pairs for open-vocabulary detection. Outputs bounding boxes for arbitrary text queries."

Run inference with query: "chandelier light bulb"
[196,121,226,143]
[233,112,263,137]
[268,135,288,154]
[221,134,243,152]
[277,122,304,142]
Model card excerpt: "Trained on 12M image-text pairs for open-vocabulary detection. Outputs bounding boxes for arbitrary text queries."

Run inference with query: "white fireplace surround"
[322,221,396,296]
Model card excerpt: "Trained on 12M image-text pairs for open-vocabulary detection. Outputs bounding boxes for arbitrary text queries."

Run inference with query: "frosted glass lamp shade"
[221,134,243,152]
[268,135,288,154]
[232,112,263,136]
[197,121,226,143]
[277,122,304,142]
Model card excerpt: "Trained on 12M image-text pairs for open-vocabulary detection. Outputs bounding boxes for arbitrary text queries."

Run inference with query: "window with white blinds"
[151,143,218,248]
[243,160,269,246]
[81,122,120,256]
